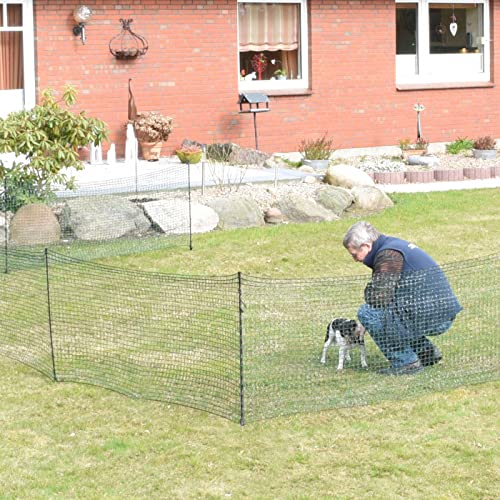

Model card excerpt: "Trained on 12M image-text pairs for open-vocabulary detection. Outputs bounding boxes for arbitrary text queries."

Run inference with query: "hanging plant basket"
[109,19,148,60]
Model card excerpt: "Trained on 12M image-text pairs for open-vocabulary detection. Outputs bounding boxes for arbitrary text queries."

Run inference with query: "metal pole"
[253,112,259,150]
[201,144,206,196]
[187,161,193,251]
[238,271,245,426]
[44,248,57,381]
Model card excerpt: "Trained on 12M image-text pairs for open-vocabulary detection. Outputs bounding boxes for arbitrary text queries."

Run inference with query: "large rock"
[324,164,375,189]
[9,203,61,245]
[60,196,151,241]
[350,186,394,212]
[314,186,353,216]
[206,195,265,230]
[277,192,338,223]
[143,199,218,234]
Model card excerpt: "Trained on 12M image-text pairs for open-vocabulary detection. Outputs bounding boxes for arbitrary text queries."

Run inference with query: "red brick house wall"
[34,1,499,157]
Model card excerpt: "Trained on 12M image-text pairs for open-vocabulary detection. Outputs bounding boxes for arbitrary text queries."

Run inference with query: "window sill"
[251,88,312,97]
[397,81,494,91]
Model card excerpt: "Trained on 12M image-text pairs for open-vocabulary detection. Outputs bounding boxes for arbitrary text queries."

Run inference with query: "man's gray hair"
[343,221,381,249]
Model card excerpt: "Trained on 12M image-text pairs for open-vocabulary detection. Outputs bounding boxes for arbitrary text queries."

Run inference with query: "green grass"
[0,188,499,498]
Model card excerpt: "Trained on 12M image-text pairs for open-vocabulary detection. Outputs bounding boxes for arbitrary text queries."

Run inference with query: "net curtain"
[239,3,299,77]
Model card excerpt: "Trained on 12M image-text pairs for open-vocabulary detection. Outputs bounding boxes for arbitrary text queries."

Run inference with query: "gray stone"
[315,186,353,216]
[143,199,218,234]
[324,164,375,188]
[407,155,440,167]
[10,203,61,245]
[60,196,151,241]
[206,195,265,230]
[277,192,338,223]
[351,186,394,212]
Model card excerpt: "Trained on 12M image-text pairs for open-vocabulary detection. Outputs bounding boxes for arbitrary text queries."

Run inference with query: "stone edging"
[372,165,500,184]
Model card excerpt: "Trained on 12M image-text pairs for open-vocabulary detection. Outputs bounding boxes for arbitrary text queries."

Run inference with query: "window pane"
[429,4,483,54]
[396,4,417,55]
[238,3,300,80]
[0,32,24,89]
[7,4,23,27]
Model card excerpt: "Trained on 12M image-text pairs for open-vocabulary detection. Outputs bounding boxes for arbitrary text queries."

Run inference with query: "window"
[0,0,35,117]
[396,0,490,84]
[238,0,308,91]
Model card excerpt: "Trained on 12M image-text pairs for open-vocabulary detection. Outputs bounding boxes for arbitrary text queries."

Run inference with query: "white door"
[0,0,35,118]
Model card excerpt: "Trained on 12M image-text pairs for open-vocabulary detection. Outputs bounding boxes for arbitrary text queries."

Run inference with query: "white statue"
[125,123,138,166]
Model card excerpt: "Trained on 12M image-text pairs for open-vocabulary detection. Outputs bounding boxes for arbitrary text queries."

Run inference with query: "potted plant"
[175,145,203,164]
[133,111,174,161]
[273,69,287,80]
[399,137,428,158]
[472,136,497,160]
[298,133,334,170]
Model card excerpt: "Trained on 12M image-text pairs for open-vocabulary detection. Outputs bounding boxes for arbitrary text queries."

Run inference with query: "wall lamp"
[72,5,93,45]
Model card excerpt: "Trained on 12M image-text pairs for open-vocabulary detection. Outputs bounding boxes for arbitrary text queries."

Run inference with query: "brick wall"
[34,1,500,157]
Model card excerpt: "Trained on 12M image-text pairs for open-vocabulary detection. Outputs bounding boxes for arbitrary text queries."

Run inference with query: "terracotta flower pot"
[434,169,464,182]
[373,171,405,184]
[405,170,434,183]
[140,141,163,161]
[463,167,492,180]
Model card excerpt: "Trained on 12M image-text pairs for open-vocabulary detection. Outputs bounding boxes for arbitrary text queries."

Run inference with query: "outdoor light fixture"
[72,5,93,45]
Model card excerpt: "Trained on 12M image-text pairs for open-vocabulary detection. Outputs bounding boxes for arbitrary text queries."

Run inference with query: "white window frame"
[396,0,490,85]
[237,0,309,92]
[0,0,36,117]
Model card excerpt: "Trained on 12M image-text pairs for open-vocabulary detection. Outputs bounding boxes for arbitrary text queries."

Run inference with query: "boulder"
[60,196,151,241]
[143,199,218,234]
[9,203,61,245]
[314,186,353,216]
[206,195,265,230]
[324,164,375,189]
[277,192,338,223]
[350,186,394,212]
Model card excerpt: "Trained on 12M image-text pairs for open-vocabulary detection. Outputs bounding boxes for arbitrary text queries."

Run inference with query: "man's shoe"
[418,346,442,367]
[378,359,424,376]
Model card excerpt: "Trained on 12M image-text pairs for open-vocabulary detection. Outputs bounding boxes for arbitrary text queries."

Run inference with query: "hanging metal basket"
[109,18,148,60]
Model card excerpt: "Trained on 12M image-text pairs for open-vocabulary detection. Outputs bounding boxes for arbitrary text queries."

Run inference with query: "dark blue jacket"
[363,235,462,336]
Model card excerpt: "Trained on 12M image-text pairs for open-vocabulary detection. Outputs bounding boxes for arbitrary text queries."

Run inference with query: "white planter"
[472,149,497,160]
[302,159,330,170]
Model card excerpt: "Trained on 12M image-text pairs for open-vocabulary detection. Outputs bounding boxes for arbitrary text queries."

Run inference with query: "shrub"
[0,86,108,209]
[299,133,334,160]
[446,137,474,154]
[473,136,496,150]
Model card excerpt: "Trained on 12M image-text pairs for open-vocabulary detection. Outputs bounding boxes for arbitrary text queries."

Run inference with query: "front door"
[0,0,35,118]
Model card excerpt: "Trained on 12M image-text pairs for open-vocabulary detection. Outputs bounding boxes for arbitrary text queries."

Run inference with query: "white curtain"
[239,3,299,52]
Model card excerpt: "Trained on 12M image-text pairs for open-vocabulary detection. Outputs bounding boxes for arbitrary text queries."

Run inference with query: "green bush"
[0,85,108,209]
[446,137,474,154]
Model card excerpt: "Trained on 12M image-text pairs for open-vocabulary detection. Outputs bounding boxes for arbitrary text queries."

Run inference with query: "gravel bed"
[341,152,500,173]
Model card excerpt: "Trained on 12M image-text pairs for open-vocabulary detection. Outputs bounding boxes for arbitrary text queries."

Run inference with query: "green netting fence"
[1,248,498,424]
[1,162,193,261]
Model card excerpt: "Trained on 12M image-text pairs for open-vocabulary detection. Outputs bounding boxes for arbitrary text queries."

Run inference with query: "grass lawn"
[0,188,499,498]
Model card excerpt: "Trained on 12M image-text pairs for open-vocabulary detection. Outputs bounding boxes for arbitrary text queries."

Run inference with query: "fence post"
[44,248,57,381]
[238,272,245,426]
[188,161,193,250]
[3,177,8,274]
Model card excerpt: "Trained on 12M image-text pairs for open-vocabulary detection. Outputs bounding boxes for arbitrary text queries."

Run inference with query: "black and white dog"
[320,318,368,371]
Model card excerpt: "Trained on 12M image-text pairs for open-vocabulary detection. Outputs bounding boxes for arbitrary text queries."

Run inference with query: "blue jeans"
[358,303,453,368]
